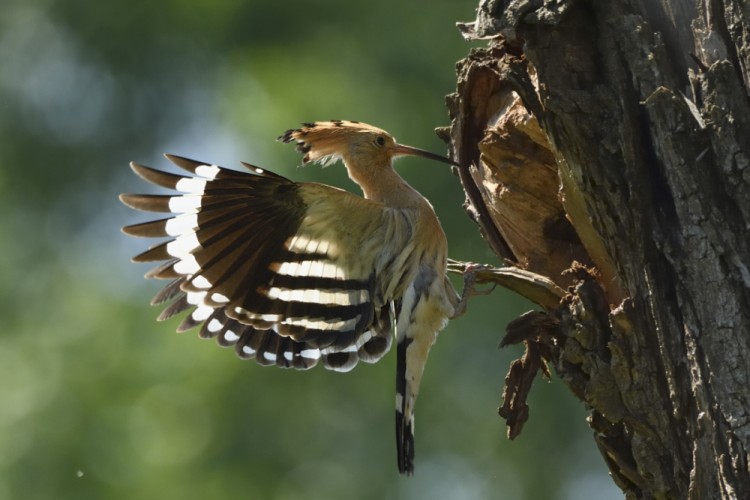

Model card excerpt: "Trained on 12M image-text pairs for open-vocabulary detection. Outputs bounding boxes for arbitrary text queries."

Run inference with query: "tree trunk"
[444,1,750,498]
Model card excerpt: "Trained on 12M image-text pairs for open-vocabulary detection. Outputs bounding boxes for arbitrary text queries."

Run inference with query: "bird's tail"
[395,328,441,475]
[396,337,416,475]
[393,277,451,475]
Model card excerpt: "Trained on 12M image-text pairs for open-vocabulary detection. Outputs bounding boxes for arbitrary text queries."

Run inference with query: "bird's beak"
[392,143,460,167]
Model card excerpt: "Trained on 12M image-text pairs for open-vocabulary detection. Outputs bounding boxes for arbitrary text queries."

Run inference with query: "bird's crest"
[279,120,390,166]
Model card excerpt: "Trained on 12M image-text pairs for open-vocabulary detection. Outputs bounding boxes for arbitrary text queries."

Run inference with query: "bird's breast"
[373,205,449,306]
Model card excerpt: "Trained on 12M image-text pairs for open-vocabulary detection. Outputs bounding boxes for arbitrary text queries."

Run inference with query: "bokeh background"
[0,0,621,498]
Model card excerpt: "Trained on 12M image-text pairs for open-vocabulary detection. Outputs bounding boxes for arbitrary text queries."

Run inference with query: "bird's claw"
[451,262,496,319]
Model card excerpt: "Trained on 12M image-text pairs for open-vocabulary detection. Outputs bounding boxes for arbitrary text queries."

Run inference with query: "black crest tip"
[277,129,296,142]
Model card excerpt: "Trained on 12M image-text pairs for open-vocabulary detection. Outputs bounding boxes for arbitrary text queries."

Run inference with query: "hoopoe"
[120,120,466,475]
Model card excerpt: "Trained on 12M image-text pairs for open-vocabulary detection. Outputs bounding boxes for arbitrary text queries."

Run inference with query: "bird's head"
[278,120,458,170]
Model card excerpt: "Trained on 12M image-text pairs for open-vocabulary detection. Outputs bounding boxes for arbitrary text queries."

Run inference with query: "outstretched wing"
[120,154,403,371]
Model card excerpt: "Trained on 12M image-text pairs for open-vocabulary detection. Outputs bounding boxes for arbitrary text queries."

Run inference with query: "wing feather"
[121,155,406,371]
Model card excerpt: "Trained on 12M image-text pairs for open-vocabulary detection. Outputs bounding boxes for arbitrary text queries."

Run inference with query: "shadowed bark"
[445,1,750,497]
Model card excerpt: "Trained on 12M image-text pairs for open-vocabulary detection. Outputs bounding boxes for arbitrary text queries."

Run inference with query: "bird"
[120,120,471,475]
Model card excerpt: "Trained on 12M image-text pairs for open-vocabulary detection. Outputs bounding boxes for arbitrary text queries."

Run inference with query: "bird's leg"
[451,263,496,319]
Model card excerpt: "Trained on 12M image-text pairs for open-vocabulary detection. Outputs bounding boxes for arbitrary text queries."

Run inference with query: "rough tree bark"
[442,1,750,498]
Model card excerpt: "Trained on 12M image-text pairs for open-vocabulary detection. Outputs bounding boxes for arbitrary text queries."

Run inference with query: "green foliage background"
[0,1,620,498]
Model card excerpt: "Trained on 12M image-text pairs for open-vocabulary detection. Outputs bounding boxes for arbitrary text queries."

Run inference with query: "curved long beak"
[392,143,460,167]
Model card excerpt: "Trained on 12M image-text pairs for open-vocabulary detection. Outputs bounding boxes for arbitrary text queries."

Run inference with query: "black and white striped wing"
[120,155,396,372]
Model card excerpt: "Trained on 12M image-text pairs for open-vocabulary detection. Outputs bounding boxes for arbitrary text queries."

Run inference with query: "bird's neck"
[347,165,423,208]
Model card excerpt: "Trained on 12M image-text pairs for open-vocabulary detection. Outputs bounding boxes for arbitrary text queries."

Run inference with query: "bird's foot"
[451,262,496,319]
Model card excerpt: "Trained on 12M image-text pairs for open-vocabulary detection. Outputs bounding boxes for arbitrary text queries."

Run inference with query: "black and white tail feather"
[121,154,396,372]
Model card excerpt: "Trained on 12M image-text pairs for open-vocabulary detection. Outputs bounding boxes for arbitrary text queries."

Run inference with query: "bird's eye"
[375,136,386,147]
